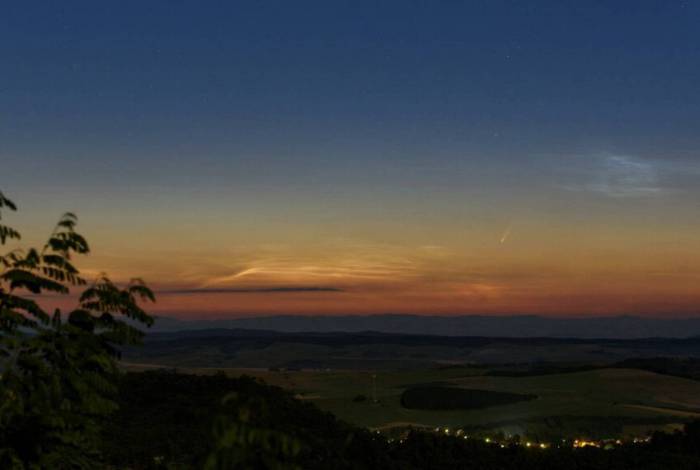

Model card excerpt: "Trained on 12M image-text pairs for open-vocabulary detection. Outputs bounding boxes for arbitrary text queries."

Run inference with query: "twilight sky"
[2,1,700,317]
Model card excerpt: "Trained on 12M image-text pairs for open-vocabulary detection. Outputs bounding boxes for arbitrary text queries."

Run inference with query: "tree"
[205,387,303,470]
[0,190,155,468]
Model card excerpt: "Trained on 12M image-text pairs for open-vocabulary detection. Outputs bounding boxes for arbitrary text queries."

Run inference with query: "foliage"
[204,389,303,470]
[649,420,700,457]
[102,371,393,469]
[0,190,155,469]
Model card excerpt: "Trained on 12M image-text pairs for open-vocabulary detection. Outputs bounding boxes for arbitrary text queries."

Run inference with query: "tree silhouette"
[0,190,155,468]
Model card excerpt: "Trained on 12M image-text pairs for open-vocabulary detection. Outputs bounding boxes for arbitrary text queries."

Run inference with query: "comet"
[499,224,512,244]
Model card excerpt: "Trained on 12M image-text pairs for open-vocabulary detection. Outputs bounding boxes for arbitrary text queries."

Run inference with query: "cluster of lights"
[428,427,643,451]
[433,427,550,449]
[573,439,598,448]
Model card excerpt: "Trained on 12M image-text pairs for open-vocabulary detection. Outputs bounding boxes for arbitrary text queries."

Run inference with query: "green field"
[123,363,700,440]
[400,386,536,410]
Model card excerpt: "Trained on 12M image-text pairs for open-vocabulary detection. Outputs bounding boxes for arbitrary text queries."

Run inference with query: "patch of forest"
[614,357,700,381]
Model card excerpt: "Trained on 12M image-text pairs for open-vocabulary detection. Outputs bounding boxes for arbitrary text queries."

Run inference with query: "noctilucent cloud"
[2,1,700,317]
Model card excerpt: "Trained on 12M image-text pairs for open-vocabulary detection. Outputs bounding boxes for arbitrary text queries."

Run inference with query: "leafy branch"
[0,190,155,469]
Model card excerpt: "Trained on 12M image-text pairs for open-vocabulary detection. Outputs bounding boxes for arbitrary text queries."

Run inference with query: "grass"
[400,386,536,410]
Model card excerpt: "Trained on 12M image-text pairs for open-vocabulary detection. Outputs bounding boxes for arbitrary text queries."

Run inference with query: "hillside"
[101,370,700,469]
[123,329,700,369]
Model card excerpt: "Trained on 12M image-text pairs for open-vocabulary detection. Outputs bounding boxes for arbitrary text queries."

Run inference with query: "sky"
[2,1,700,318]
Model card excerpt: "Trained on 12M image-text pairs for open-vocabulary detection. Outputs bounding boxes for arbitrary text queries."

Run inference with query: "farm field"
[124,331,700,369]
[122,363,700,440]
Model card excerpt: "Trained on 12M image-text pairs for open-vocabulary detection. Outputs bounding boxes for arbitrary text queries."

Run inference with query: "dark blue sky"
[3,1,699,165]
[2,1,700,316]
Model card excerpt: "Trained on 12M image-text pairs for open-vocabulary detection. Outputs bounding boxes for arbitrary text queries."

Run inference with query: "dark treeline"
[614,357,700,381]
[102,370,700,469]
[479,357,700,381]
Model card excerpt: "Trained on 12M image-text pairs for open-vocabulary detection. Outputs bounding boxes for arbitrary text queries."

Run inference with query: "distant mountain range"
[150,314,700,339]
